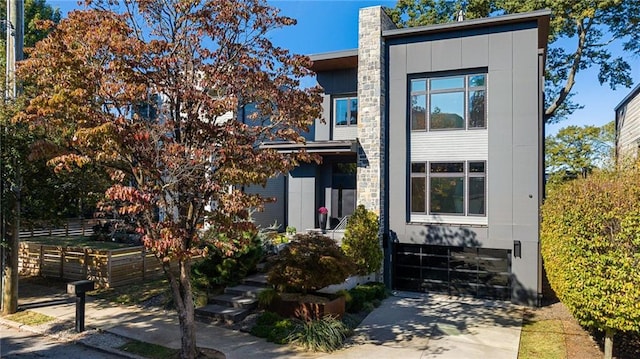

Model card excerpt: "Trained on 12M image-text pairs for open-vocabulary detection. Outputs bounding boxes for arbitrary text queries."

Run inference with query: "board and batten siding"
[245,175,286,230]
[617,91,640,160]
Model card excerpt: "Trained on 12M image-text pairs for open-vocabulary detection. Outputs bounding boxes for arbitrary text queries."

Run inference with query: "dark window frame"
[410,160,487,217]
[410,73,487,131]
[333,95,358,127]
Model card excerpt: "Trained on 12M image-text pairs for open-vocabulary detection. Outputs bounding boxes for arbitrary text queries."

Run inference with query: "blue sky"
[48,0,640,135]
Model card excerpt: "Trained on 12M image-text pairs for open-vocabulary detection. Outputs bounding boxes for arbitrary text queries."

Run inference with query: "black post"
[67,280,94,333]
[75,292,86,332]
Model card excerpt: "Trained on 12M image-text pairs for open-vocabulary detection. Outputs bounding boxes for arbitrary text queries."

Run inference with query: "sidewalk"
[1,281,524,359]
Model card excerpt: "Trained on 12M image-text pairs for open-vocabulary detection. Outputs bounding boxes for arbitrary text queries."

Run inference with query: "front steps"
[195,273,269,324]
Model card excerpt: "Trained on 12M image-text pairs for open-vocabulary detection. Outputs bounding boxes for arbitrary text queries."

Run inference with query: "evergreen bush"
[342,205,382,275]
[542,168,640,358]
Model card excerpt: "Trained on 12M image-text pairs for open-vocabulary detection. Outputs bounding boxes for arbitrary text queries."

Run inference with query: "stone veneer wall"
[357,6,396,218]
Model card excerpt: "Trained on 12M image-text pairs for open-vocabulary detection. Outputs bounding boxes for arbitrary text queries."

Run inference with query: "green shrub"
[345,282,387,313]
[192,228,263,290]
[342,205,382,275]
[268,233,356,294]
[287,316,352,352]
[542,168,640,357]
[251,312,296,344]
[257,288,278,308]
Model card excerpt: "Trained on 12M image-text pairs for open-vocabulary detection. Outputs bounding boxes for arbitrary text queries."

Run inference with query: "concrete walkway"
[1,282,523,358]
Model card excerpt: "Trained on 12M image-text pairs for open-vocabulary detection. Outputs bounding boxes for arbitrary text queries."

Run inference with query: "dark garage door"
[393,244,511,301]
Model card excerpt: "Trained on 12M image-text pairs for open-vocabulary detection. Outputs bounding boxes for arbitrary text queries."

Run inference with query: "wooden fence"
[19,219,97,239]
[18,243,165,288]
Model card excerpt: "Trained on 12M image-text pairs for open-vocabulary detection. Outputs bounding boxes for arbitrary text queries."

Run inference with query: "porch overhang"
[260,140,358,156]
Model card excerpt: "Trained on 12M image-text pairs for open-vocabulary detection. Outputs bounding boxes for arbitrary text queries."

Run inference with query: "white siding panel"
[410,214,487,226]
[245,175,286,230]
[618,95,640,160]
[410,130,488,162]
[333,126,357,140]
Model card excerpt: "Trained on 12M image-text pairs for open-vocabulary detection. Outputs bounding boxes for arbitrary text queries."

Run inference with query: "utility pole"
[1,0,24,315]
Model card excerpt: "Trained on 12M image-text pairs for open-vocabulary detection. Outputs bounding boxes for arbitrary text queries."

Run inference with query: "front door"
[330,163,356,226]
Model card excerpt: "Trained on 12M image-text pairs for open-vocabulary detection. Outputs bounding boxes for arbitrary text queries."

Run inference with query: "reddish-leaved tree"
[17,1,321,357]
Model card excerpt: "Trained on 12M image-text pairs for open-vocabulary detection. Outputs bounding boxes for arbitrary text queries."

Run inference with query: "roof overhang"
[260,140,358,155]
[308,49,358,72]
[383,9,551,53]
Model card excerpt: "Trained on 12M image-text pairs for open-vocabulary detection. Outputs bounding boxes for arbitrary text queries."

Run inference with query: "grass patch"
[6,310,56,326]
[89,278,169,306]
[24,236,133,250]
[118,340,178,359]
[518,319,566,359]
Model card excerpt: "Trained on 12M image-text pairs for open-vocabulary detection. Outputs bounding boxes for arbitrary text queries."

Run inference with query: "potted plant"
[318,206,328,233]
[267,233,356,320]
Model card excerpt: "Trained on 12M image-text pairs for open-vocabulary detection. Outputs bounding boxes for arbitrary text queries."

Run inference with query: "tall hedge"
[541,168,640,358]
[342,205,382,275]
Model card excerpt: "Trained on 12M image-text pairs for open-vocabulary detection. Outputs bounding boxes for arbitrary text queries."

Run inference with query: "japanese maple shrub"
[341,205,382,275]
[268,233,355,294]
[541,168,640,359]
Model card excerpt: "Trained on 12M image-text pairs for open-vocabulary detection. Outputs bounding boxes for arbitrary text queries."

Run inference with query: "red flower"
[318,207,328,214]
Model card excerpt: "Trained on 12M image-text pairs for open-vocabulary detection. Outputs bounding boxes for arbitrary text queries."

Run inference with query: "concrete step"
[210,293,258,309]
[195,304,250,324]
[242,273,270,288]
[224,284,267,299]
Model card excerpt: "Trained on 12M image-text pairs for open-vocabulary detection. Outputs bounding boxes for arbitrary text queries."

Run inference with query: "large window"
[334,96,358,126]
[411,73,486,131]
[411,161,486,216]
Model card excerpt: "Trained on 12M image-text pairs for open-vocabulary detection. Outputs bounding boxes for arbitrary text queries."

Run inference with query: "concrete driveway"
[327,291,523,359]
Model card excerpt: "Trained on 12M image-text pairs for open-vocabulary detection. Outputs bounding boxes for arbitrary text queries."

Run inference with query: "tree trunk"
[604,327,614,359]
[2,183,20,315]
[169,258,197,359]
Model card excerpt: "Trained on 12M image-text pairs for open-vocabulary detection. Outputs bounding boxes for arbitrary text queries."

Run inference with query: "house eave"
[383,9,551,52]
[260,140,358,155]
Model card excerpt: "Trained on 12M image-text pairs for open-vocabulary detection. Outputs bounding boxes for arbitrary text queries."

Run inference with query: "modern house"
[257,6,550,306]
[615,83,640,161]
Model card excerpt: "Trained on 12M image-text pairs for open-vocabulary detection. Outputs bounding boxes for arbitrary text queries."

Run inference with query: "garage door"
[393,244,511,300]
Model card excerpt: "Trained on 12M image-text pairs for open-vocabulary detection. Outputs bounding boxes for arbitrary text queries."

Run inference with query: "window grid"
[334,96,358,127]
[410,73,486,131]
[410,161,486,217]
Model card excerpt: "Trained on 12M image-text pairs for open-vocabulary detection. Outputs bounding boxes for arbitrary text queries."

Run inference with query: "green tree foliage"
[268,233,355,294]
[386,0,640,123]
[545,122,614,183]
[541,168,640,358]
[341,205,382,275]
[1,0,62,316]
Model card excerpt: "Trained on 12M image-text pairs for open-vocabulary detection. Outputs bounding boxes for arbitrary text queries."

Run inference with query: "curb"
[1,316,142,359]
[0,316,47,336]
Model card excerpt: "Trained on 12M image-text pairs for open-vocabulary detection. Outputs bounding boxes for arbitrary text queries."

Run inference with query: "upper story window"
[334,96,358,126]
[411,73,486,131]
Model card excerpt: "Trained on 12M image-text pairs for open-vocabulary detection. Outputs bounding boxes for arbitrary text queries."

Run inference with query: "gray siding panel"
[406,42,431,74]
[488,32,512,71]
[461,35,489,69]
[246,175,286,230]
[487,69,513,243]
[287,165,316,232]
[431,38,462,71]
[315,94,331,141]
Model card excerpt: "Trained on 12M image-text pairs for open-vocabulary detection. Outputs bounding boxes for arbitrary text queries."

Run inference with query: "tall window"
[411,161,486,216]
[334,96,358,126]
[411,73,486,131]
